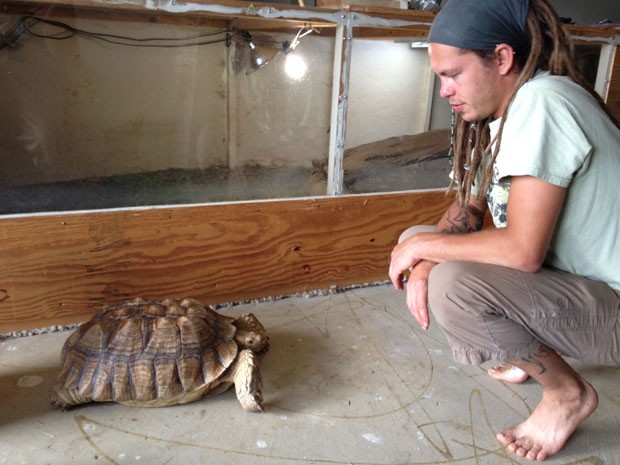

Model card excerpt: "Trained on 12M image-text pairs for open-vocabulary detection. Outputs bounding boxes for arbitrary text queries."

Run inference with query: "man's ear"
[495,43,516,75]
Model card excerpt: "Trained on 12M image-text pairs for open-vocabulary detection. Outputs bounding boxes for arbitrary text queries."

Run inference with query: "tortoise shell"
[50,297,268,409]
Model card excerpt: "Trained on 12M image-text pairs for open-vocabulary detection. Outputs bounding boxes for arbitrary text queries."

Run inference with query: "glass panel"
[343,36,452,194]
[0,14,333,214]
[227,29,333,202]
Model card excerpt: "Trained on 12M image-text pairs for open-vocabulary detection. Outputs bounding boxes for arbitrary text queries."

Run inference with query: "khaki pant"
[428,261,620,366]
[399,226,620,366]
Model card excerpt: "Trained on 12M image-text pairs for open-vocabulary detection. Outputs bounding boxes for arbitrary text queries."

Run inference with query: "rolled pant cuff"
[451,339,542,366]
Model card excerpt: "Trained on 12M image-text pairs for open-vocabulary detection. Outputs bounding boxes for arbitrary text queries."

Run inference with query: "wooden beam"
[0,0,436,32]
[0,191,452,332]
[568,24,620,42]
[0,0,336,29]
[0,1,232,27]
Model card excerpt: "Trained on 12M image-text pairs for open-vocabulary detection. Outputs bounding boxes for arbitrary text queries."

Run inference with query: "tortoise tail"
[49,384,92,409]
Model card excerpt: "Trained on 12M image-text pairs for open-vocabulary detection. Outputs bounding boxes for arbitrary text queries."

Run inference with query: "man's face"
[429,43,506,122]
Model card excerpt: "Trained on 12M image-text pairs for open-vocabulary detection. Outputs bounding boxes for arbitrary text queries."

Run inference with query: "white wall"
[346,40,434,147]
[0,18,228,186]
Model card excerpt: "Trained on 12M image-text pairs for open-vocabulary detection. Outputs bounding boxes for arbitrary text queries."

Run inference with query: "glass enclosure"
[0,15,337,213]
[0,8,609,215]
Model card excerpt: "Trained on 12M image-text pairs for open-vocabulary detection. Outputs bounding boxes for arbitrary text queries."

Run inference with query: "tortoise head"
[233,313,270,354]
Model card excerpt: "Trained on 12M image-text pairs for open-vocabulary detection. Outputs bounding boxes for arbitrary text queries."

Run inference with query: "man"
[389,0,620,461]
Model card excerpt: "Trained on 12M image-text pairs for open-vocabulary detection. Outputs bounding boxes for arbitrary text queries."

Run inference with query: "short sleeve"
[492,82,593,187]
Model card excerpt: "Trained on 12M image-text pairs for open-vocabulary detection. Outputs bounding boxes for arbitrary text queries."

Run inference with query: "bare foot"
[496,378,598,461]
[488,364,529,384]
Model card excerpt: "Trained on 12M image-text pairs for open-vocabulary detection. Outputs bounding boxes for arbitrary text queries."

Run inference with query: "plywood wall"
[0,191,453,332]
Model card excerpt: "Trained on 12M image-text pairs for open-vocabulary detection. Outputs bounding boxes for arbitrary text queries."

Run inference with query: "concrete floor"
[1,284,619,465]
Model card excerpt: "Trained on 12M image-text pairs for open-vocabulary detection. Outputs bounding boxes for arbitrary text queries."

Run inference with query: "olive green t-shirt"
[485,71,620,290]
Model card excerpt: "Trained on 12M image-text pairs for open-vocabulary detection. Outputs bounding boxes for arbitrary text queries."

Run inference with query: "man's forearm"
[436,200,485,234]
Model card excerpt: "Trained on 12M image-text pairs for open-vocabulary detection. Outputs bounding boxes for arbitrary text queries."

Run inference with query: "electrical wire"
[12,16,232,48]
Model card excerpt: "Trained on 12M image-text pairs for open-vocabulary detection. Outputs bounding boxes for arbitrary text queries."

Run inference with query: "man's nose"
[439,78,454,99]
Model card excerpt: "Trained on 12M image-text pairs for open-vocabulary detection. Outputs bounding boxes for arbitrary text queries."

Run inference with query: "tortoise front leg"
[233,349,264,412]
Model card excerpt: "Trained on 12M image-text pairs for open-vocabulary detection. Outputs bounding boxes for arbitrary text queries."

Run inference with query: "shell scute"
[76,356,103,399]
[142,316,180,358]
[107,317,146,358]
[177,353,202,392]
[111,360,132,402]
[144,303,166,317]
[60,350,86,390]
[130,359,155,401]
[91,357,113,401]
[154,358,184,400]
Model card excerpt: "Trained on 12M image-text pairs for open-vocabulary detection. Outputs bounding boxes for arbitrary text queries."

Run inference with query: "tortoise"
[50,297,269,412]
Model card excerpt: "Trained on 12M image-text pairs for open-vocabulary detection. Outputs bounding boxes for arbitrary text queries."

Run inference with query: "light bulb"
[284,53,307,80]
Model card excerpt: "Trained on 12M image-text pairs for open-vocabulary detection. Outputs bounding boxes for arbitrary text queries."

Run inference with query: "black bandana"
[429,0,530,53]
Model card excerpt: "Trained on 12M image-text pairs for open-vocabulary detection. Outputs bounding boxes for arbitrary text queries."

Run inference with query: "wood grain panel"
[0,191,452,332]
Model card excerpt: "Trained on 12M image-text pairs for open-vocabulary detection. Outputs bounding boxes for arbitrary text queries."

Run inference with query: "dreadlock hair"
[448,0,620,208]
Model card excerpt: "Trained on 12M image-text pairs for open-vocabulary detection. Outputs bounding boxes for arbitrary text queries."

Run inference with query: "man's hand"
[389,237,422,290]
[405,260,436,330]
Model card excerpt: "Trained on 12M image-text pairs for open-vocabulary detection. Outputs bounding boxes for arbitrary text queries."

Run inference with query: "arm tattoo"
[440,204,485,234]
